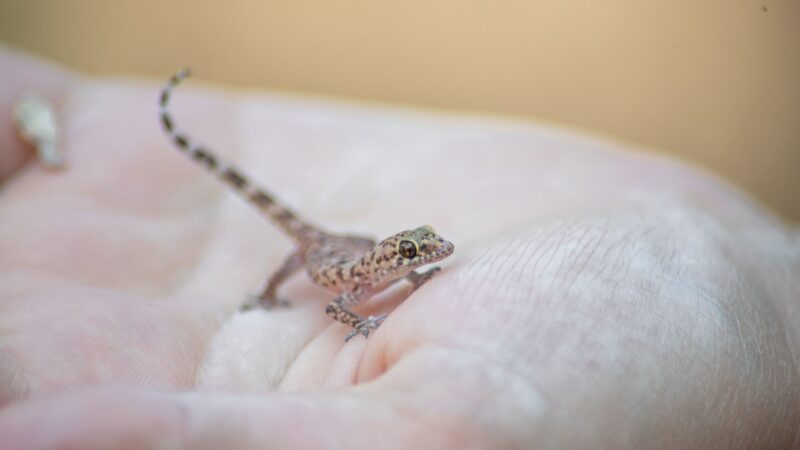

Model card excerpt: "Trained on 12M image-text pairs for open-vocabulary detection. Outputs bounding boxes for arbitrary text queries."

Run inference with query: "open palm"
[1,48,798,449]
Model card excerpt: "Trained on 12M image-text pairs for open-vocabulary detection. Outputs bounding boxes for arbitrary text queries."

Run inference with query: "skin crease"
[0,46,799,449]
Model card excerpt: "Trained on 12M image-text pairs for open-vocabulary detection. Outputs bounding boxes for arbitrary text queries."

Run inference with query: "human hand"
[1,47,798,449]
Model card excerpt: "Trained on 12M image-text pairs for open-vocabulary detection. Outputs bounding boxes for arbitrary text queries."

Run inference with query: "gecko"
[159,69,454,342]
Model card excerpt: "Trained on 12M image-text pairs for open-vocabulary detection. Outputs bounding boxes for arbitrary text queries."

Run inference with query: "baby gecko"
[159,70,454,342]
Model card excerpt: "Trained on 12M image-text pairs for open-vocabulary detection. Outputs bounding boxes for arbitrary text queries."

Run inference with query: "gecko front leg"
[324,268,442,342]
[242,251,304,310]
[406,267,442,290]
[325,290,387,342]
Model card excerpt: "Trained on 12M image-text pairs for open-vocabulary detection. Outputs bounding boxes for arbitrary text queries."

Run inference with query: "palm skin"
[0,47,798,449]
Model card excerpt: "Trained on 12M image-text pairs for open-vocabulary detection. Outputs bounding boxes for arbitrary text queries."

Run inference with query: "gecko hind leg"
[242,251,304,311]
[324,267,443,342]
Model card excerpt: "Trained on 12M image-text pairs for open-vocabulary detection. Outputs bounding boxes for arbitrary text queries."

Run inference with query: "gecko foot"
[241,295,291,312]
[344,314,388,343]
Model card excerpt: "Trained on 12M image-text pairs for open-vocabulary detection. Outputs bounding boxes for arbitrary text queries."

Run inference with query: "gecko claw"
[344,315,388,343]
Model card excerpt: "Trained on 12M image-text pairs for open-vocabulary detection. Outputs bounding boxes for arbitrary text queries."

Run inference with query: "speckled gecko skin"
[159,70,454,342]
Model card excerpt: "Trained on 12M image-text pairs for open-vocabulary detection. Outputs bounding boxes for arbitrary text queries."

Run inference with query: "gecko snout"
[425,237,454,262]
[439,240,455,257]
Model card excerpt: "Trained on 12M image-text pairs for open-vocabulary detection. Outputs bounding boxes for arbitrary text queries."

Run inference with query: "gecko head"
[379,225,455,277]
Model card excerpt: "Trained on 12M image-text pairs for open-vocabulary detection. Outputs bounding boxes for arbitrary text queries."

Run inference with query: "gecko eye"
[398,240,418,259]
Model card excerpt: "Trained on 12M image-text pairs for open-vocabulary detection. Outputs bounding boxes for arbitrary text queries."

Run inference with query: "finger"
[0,338,546,449]
[0,384,479,450]
[0,45,76,182]
[0,345,523,449]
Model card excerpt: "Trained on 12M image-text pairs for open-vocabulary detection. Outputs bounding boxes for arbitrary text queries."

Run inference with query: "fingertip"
[0,387,438,450]
[0,388,187,450]
[0,45,77,182]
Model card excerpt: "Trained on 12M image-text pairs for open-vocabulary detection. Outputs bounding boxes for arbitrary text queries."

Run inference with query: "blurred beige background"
[1,1,798,219]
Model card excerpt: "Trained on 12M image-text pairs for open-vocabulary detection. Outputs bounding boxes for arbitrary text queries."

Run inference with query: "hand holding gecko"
[0,48,798,449]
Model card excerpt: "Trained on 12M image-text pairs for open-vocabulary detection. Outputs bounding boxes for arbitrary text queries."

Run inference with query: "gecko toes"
[344,315,387,343]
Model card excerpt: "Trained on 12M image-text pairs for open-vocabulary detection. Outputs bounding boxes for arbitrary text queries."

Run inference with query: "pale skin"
[0,47,799,448]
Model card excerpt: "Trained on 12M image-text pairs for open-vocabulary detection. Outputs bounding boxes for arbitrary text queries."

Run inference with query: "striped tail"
[159,69,317,243]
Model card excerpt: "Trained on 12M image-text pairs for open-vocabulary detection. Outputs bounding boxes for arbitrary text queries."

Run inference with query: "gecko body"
[159,70,454,341]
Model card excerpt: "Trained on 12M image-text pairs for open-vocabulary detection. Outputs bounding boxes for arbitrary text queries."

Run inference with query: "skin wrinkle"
[524,214,738,393]
[542,227,612,324]
[166,323,200,389]
[384,235,561,385]
[645,252,717,353]
[502,238,549,333]
[2,181,224,301]
[704,260,773,380]
[13,289,168,395]
[487,236,527,305]
[562,223,609,295]
[6,290,61,398]
[444,241,512,331]
[463,220,673,389]
[556,223,597,284]
[454,233,549,336]
[506,228,560,304]
[488,237,539,333]
[0,341,28,403]
[761,372,788,442]
[463,236,517,310]
[538,221,579,298]
[575,251,651,374]
[738,276,799,407]
[518,221,601,314]
[516,227,584,354]
[561,224,645,355]
[770,252,800,373]
[726,282,760,378]
[660,223,800,447]
[518,226,565,324]
[738,246,800,379]
[172,208,232,388]
[463,223,564,342]
[574,252,637,354]
[601,220,647,281]
[510,227,550,293]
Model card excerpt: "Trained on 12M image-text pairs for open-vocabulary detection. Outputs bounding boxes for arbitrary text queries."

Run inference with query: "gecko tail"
[158,69,316,243]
